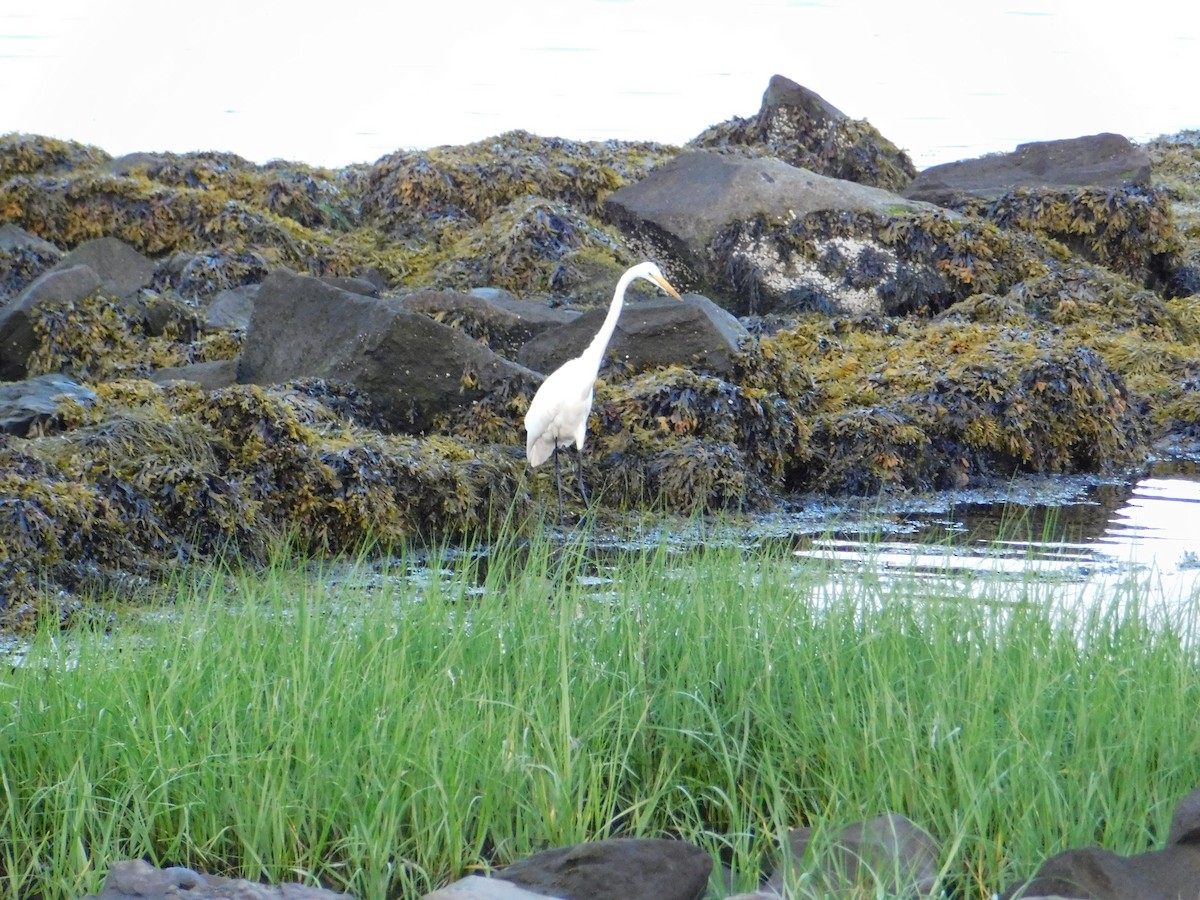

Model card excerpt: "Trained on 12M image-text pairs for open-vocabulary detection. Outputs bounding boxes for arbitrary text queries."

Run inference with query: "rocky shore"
[83,786,1200,899]
[4,73,1200,900]
[1,73,1199,630]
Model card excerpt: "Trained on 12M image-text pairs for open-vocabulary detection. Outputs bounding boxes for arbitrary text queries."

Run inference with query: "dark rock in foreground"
[1001,786,1200,899]
[237,269,539,434]
[493,838,712,900]
[764,813,940,898]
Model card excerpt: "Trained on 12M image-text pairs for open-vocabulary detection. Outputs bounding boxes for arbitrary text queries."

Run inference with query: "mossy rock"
[688,75,916,192]
[0,132,110,181]
[428,195,634,298]
[359,129,677,238]
[0,169,412,286]
[755,316,1148,494]
[958,185,1182,287]
[0,378,533,629]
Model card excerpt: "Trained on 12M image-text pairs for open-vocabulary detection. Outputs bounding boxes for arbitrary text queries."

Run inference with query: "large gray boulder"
[603,151,941,316]
[763,813,940,898]
[493,838,712,900]
[0,264,102,381]
[905,133,1152,206]
[516,292,747,377]
[237,268,538,433]
[54,236,156,299]
[1000,786,1200,899]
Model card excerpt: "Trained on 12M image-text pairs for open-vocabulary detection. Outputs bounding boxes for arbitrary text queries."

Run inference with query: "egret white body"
[524,261,682,517]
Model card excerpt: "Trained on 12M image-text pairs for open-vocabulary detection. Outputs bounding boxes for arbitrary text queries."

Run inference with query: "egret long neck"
[580,268,637,371]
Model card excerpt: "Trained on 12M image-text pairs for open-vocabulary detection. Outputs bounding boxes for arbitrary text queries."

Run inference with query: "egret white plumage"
[524,261,682,520]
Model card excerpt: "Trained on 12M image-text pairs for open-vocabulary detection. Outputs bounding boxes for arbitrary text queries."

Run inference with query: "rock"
[517,292,747,377]
[0,264,102,381]
[54,236,156,299]
[0,373,96,435]
[0,223,60,258]
[1000,786,1200,899]
[494,838,712,900]
[603,151,940,316]
[137,292,199,339]
[205,284,259,331]
[237,268,538,433]
[151,359,239,390]
[423,875,560,899]
[84,858,353,899]
[400,289,579,357]
[689,74,917,192]
[0,223,63,302]
[321,274,379,297]
[905,133,1152,206]
[764,813,940,898]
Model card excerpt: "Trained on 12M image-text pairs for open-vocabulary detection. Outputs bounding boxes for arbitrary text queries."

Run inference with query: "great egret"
[524,261,682,520]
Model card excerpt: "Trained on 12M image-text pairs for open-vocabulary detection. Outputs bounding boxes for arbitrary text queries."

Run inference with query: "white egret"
[524,261,682,520]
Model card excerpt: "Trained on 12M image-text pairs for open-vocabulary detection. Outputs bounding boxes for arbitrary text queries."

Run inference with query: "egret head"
[632,261,682,300]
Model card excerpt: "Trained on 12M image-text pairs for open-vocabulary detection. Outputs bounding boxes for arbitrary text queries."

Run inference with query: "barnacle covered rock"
[689,74,916,192]
[603,151,937,313]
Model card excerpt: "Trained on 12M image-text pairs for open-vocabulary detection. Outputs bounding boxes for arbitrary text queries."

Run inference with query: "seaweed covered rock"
[603,151,937,313]
[689,74,916,192]
[360,130,676,236]
[1146,130,1200,296]
[0,379,529,629]
[237,268,539,433]
[905,135,1179,287]
[0,166,409,290]
[0,132,110,181]
[0,264,102,380]
[754,315,1147,494]
[518,293,747,378]
[0,223,62,300]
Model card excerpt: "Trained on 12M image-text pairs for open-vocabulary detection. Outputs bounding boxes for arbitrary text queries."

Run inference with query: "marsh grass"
[1,524,1199,899]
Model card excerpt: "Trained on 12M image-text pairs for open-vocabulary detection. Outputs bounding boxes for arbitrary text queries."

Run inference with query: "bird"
[524,261,682,521]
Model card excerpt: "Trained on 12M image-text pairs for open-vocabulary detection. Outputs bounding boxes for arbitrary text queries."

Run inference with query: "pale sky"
[2,1,1198,168]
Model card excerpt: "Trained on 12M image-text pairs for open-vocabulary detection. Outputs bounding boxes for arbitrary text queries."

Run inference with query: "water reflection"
[792,471,1200,603]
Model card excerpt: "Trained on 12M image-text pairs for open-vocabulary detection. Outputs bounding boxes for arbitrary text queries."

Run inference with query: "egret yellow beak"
[654,274,682,300]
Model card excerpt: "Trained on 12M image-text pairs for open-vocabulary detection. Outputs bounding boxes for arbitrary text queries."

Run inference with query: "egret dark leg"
[577,448,589,508]
[552,442,565,524]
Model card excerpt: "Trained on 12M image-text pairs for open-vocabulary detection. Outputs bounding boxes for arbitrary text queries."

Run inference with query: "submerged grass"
[1,524,1199,899]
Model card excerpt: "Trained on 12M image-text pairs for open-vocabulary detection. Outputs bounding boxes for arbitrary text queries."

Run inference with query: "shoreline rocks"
[1,77,1198,627]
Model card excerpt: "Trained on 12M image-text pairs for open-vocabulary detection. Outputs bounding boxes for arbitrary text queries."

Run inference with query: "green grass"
[1,526,1198,899]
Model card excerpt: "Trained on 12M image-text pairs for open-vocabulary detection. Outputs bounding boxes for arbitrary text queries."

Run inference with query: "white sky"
[2,1,1198,168]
